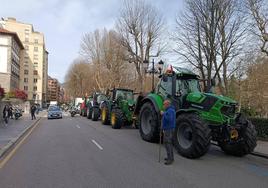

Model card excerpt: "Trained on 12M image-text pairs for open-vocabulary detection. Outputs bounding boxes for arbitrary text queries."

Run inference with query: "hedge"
[249,118,268,140]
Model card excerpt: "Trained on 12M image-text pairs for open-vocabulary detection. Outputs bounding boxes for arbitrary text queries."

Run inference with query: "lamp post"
[142,59,164,92]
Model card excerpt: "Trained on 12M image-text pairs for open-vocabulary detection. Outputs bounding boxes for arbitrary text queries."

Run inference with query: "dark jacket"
[162,105,176,130]
[31,106,36,113]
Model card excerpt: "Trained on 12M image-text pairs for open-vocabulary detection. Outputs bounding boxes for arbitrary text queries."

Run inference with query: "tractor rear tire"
[139,102,159,142]
[218,115,257,157]
[174,113,211,159]
[92,107,100,121]
[111,108,124,129]
[87,104,92,119]
[101,105,110,125]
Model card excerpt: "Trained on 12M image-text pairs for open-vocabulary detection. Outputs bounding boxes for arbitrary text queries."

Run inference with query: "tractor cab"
[156,65,201,110]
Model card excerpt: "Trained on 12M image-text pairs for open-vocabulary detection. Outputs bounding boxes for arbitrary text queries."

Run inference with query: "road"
[0,114,267,188]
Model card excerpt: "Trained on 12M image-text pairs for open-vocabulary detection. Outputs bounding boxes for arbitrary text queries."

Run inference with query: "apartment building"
[47,76,60,102]
[0,28,24,92]
[0,17,48,107]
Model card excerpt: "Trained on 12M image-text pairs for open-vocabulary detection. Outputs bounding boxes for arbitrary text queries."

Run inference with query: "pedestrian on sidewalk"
[8,105,13,119]
[3,104,9,125]
[30,104,37,120]
[160,99,176,165]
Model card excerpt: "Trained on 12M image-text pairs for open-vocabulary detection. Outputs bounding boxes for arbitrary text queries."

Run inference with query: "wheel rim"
[141,108,152,135]
[102,108,106,121]
[177,122,193,149]
[111,112,116,126]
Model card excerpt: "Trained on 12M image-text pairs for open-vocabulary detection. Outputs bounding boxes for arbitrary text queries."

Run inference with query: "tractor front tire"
[101,105,110,125]
[139,102,159,142]
[92,107,100,121]
[218,115,257,157]
[111,108,124,129]
[87,105,92,119]
[174,113,211,159]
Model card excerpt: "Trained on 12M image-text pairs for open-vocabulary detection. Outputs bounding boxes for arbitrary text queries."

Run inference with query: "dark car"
[47,106,62,119]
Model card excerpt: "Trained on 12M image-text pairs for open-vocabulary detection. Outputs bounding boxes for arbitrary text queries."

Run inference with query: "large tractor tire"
[101,104,110,125]
[111,108,124,129]
[92,107,100,121]
[218,114,257,157]
[174,113,211,159]
[87,104,92,119]
[139,102,159,142]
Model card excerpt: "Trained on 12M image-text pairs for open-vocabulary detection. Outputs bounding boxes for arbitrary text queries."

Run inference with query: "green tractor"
[101,88,136,129]
[86,92,108,121]
[134,66,257,159]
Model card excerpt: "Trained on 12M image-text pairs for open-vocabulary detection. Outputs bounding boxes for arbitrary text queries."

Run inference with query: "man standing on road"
[161,99,176,165]
[30,104,36,120]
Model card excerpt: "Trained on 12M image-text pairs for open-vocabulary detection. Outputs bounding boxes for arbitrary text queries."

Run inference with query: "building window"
[33,70,38,75]
[34,47,38,52]
[24,29,30,34]
[25,45,29,50]
[24,70,29,75]
[34,54,38,60]
[24,56,29,60]
[24,86,28,91]
[34,78,38,83]
[25,37,29,42]
[24,78,28,83]
[33,94,36,100]
[34,39,38,44]
[33,86,37,91]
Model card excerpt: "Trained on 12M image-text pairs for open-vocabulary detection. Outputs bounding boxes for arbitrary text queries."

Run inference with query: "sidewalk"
[255,141,268,156]
[0,112,45,158]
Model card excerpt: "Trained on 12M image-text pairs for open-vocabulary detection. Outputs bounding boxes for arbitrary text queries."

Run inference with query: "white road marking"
[92,139,103,150]
[76,125,80,129]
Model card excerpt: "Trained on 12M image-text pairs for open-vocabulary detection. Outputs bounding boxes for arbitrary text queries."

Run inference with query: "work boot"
[164,159,174,165]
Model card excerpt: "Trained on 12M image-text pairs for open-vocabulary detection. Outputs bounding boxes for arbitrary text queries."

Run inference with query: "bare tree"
[247,0,268,56]
[116,0,165,92]
[175,0,246,94]
[64,59,96,97]
[80,29,135,92]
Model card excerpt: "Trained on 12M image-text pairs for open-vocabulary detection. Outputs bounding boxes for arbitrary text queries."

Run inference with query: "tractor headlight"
[128,104,135,111]
[221,104,236,117]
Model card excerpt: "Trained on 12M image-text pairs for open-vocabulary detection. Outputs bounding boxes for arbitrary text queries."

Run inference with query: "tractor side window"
[158,76,172,98]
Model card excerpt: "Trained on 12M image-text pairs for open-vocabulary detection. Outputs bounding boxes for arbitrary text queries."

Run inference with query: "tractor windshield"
[177,78,201,94]
[116,90,134,101]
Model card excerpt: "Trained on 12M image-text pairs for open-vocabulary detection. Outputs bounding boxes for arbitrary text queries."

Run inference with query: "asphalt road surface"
[0,114,267,188]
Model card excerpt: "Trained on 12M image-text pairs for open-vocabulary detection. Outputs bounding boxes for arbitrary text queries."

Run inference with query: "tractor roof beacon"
[134,65,257,159]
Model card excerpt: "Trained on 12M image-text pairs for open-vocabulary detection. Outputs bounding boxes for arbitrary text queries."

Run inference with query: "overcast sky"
[0,0,184,82]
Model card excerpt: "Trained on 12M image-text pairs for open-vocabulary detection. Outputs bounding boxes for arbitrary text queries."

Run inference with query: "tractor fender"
[134,96,161,119]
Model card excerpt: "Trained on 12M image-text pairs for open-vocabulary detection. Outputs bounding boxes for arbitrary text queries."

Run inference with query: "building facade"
[0,17,48,107]
[0,28,24,92]
[47,76,60,102]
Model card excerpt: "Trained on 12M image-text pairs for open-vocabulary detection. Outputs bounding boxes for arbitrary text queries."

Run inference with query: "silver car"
[47,106,62,119]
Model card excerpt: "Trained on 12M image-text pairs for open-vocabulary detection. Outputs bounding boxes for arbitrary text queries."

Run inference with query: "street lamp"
[143,59,164,92]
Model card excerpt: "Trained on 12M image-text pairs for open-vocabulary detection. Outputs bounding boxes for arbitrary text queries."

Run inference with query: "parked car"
[47,106,62,119]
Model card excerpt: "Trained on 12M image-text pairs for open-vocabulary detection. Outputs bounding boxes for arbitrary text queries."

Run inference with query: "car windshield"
[115,90,133,100]
[48,106,60,111]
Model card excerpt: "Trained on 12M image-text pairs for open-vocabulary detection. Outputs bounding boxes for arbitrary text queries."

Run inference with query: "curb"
[211,142,268,159]
[0,117,41,159]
